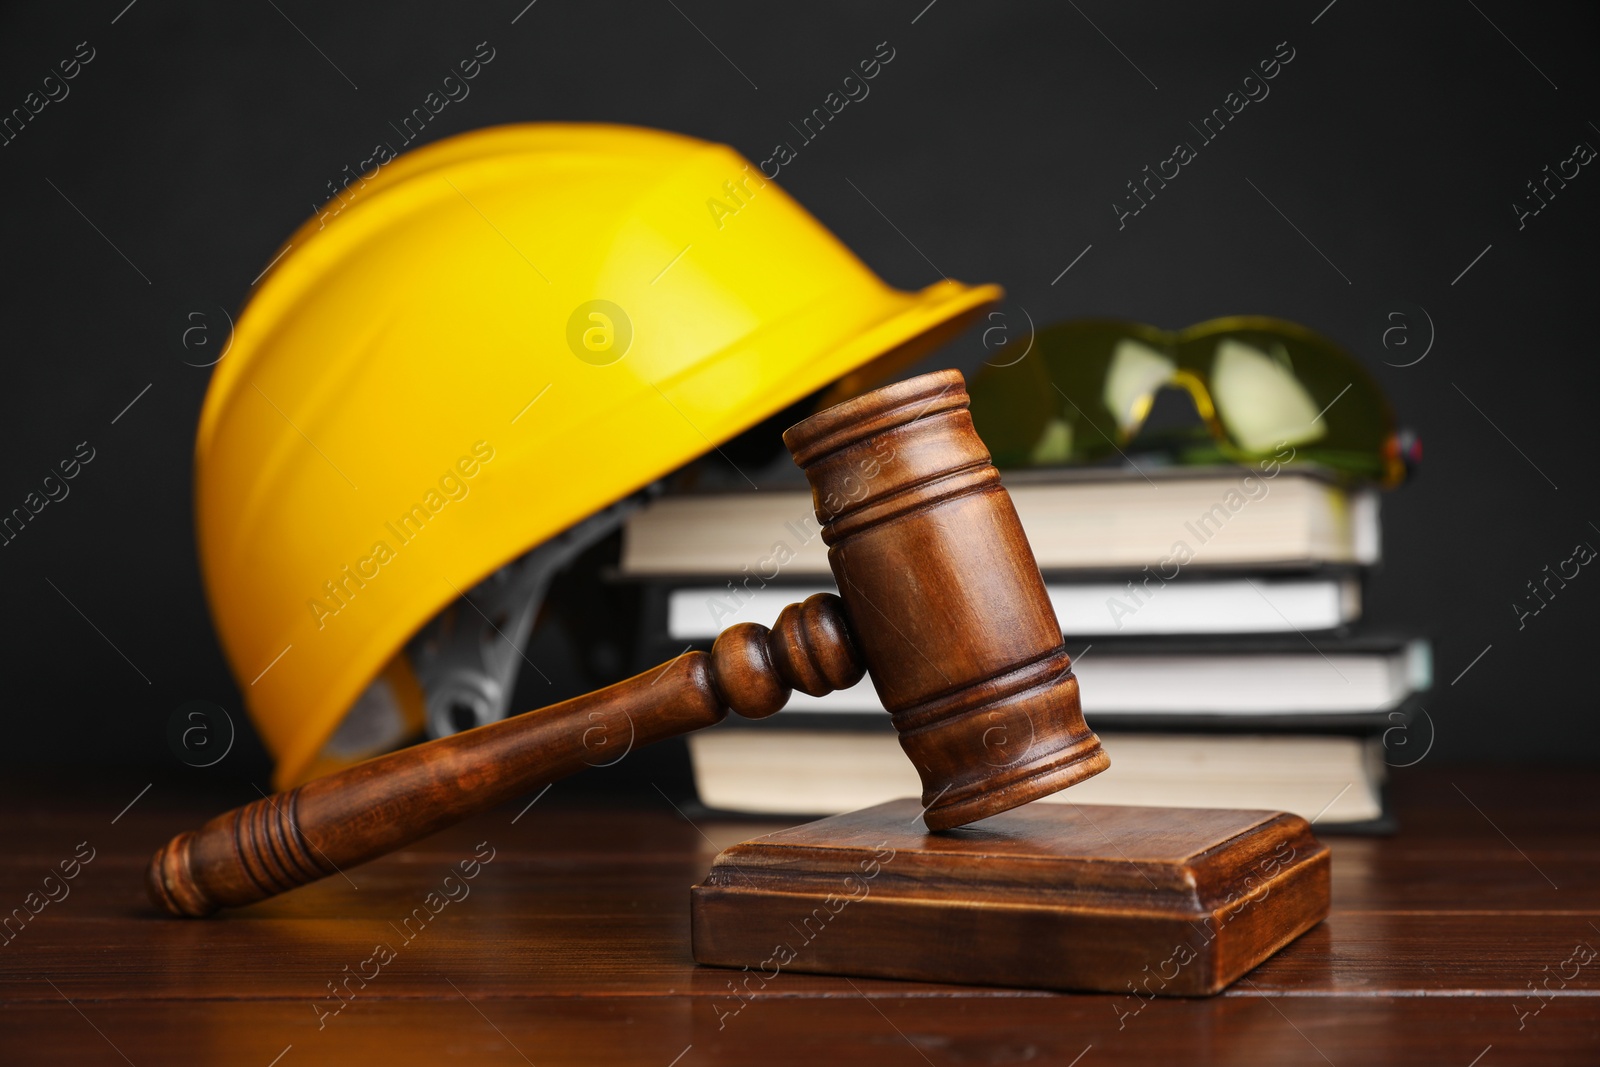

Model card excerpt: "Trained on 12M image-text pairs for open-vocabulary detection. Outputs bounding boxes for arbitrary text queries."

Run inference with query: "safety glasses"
[969,316,1412,486]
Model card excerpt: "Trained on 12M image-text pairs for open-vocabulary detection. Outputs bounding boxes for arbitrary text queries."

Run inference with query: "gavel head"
[781,369,1108,830]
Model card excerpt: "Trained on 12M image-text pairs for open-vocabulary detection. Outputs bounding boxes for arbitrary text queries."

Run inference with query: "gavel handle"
[148,595,863,917]
[148,652,727,917]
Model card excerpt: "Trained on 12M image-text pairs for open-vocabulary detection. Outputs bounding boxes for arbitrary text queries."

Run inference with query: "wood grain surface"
[1,767,1596,1065]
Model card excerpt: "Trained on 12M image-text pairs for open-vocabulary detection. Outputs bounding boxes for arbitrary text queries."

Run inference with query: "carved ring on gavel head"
[146,369,1107,917]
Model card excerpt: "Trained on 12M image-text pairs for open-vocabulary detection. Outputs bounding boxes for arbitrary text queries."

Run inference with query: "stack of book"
[620,466,1428,831]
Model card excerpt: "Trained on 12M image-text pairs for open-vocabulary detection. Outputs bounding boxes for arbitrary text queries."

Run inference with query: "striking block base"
[691,799,1329,996]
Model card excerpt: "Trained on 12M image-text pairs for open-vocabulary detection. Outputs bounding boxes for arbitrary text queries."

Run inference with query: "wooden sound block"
[691,799,1329,997]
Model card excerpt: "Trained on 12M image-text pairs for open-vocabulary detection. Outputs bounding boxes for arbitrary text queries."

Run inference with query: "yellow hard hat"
[197,123,1002,789]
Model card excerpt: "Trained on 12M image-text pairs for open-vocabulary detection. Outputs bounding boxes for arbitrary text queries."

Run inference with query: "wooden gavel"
[149,370,1109,916]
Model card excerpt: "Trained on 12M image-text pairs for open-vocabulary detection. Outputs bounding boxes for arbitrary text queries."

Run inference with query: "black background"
[2,1,1596,789]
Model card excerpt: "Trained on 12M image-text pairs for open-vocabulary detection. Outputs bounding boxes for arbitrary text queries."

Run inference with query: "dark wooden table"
[2,767,1595,1065]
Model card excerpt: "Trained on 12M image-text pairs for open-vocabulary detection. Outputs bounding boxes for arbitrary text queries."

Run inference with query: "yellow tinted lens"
[1176,317,1397,480]
[1210,336,1328,451]
[970,320,1171,467]
[1103,338,1177,434]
